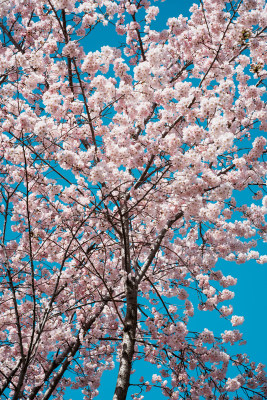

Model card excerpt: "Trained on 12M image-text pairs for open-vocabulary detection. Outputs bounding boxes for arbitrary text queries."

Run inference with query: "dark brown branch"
[0,22,25,53]
[136,210,183,284]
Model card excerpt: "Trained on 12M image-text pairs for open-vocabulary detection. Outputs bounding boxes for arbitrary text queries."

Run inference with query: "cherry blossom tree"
[0,0,266,399]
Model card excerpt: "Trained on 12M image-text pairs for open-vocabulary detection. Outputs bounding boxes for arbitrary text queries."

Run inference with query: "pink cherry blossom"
[231,315,245,327]
[0,0,266,399]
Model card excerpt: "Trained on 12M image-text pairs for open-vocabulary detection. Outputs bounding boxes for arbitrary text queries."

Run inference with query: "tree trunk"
[113,278,137,400]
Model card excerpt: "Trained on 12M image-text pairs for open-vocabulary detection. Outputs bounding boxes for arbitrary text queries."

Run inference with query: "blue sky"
[66,1,267,399]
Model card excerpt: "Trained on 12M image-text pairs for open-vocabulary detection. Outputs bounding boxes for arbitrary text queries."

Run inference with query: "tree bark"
[113,278,137,400]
